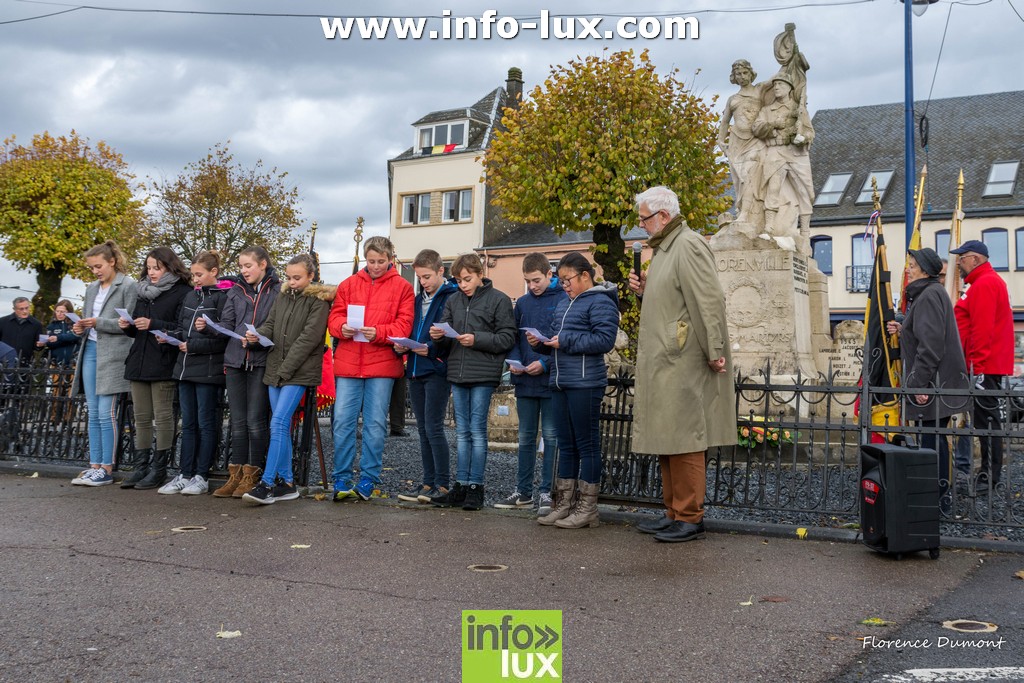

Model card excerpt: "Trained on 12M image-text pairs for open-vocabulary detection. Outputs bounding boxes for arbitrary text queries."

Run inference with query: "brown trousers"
[658,452,706,523]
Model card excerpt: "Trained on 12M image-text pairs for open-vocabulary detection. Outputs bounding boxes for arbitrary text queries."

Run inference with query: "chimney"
[505,67,524,108]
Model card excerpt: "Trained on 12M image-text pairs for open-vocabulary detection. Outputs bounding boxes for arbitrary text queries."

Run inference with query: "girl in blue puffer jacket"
[529,252,619,530]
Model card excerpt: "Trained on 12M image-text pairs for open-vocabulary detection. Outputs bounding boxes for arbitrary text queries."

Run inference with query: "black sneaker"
[418,486,444,504]
[431,482,465,508]
[462,484,484,511]
[242,481,275,505]
[271,481,299,502]
[398,484,430,503]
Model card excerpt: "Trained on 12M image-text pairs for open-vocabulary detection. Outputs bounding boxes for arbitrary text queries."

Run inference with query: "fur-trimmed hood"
[280,282,337,302]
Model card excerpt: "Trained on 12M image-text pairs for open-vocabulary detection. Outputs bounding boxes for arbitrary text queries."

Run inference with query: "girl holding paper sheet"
[157,250,232,496]
[241,254,334,505]
[69,241,137,487]
[120,247,191,491]
[43,300,81,367]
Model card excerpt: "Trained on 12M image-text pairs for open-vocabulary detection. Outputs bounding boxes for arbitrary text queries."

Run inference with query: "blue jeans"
[178,381,220,478]
[552,387,604,484]
[408,373,452,489]
[516,395,558,496]
[451,384,494,485]
[82,340,118,466]
[263,384,306,486]
[332,377,394,487]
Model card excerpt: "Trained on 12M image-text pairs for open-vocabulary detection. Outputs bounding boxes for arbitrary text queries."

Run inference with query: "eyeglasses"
[560,273,582,289]
[638,210,662,224]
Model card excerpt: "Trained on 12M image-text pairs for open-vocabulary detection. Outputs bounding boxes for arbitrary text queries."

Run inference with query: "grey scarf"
[136,272,181,301]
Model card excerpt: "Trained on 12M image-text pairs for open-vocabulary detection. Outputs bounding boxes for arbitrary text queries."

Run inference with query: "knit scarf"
[647,214,684,250]
[136,272,181,301]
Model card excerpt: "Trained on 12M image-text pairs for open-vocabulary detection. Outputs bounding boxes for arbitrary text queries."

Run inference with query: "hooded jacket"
[123,279,192,382]
[328,265,414,379]
[535,282,619,390]
[221,267,281,370]
[508,278,567,398]
[435,278,516,386]
[171,280,232,384]
[953,261,1014,376]
[405,278,459,379]
[45,317,80,366]
[259,282,334,388]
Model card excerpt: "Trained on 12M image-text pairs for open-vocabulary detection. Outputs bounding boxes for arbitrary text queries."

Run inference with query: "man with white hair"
[0,297,43,365]
[628,186,736,543]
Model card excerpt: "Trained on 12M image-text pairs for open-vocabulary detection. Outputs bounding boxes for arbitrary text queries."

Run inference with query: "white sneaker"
[72,468,99,485]
[180,475,209,496]
[158,474,189,495]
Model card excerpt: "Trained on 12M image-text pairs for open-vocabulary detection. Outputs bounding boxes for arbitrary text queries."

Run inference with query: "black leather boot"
[119,448,152,489]
[134,449,170,490]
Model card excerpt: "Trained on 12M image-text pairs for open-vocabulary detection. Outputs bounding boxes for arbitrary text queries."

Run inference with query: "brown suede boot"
[538,478,577,526]
[232,465,262,498]
[212,463,242,498]
[555,481,600,529]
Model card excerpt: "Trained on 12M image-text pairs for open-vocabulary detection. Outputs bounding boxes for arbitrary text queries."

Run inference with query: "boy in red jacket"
[329,236,415,500]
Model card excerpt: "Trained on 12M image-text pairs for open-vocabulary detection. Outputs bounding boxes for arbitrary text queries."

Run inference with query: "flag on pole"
[861,205,902,439]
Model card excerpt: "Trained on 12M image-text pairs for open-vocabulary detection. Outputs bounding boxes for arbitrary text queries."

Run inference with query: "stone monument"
[711,23,832,381]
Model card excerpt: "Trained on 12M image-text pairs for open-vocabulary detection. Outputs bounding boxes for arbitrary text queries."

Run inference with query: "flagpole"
[946,169,964,302]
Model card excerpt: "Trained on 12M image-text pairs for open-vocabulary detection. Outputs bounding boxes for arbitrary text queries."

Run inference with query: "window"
[983,161,1019,197]
[417,121,468,153]
[401,193,432,225]
[1016,228,1024,270]
[810,236,832,274]
[814,172,853,206]
[855,170,895,204]
[935,230,950,259]
[442,188,474,222]
[982,228,1009,270]
[847,233,873,293]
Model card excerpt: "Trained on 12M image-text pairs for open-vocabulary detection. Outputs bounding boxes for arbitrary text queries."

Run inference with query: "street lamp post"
[902,0,938,248]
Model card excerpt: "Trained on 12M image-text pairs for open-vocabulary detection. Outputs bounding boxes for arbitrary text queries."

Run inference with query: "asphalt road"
[0,472,1020,683]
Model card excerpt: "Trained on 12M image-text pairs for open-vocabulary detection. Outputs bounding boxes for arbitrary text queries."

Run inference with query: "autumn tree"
[483,49,731,293]
[147,142,305,267]
[0,131,149,319]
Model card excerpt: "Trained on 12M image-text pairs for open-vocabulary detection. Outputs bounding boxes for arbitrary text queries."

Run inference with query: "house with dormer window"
[807,90,1024,344]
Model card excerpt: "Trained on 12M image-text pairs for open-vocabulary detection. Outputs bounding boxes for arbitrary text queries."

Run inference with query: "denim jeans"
[516,395,558,496]
[408,373,452,489]
[225,366,271,468]
[954,413,973,474]
[82,340,118,466]
[332,377,394,487]
[263,384,306,486]
[178,381,221,478]
[552,387,604,484]
[451,384,494,485]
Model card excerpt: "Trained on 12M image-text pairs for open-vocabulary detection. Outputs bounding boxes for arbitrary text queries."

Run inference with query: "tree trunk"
[591,223,628,311]
[32,264,66,324]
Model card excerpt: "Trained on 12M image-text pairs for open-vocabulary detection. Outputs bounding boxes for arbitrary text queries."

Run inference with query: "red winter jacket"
[328,265,414,379]
[953,261,1014,375]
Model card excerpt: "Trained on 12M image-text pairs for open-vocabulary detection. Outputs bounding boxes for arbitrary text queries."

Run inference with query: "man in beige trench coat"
[628,186,737,542]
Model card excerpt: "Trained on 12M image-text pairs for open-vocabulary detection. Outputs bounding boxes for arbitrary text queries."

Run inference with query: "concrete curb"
[5,459,1022,553]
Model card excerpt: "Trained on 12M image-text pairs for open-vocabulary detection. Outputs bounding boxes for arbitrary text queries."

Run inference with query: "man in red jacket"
[950,240,1014,489]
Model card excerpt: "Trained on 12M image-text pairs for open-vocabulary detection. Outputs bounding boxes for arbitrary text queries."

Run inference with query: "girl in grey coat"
[70,241,137,487]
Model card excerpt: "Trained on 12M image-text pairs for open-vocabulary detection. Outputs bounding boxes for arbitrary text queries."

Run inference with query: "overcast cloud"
[1,0,1022,309]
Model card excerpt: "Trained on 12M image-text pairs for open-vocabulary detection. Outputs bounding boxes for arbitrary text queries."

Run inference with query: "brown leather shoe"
[232,465,263,498]
[212,463,242,498]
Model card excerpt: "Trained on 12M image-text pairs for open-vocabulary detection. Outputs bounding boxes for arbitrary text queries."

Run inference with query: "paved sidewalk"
[0,472,1007,683]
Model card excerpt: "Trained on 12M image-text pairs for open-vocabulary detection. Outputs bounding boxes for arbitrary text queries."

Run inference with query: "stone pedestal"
[710,222,819,380]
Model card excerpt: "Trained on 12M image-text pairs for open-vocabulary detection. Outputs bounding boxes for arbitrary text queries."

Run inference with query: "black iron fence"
[2,358,1021,533]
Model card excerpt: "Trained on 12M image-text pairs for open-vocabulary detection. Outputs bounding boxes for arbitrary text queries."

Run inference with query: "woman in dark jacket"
[887,247,969,507]
[120,246,192,490]
[531,252,619,529]
[428,253,516,511]
[212,245,281,498]
[157,251,231,496]
[242,254,333,505]
[43,299,81,366]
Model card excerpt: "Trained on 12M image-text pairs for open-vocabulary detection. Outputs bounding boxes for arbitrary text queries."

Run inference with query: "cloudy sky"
[1,0,1022,310]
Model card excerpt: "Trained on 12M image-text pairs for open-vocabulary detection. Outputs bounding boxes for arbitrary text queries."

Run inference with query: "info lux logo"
[462,610,562,681]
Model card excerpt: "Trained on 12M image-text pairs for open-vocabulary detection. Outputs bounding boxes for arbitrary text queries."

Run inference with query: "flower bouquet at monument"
[737,416,794,449]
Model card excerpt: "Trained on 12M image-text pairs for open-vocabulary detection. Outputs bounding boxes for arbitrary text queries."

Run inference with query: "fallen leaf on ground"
[860,617,892,627]
[760,596,789,603]
[740,596,754,606]
[216,628,242,639]
[313,493,326,501]
[290,544,311,549]
[796,528,808,539]
[982,533,1008,541]
[29,472,39,478]
[1014,570,1024,580]
[826,635,841,641]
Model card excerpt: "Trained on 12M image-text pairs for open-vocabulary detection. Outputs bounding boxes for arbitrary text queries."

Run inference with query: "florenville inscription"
[716,253,790,273]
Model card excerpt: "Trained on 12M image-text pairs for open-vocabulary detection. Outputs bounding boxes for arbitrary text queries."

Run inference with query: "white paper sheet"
[150,330,184,346]
[432,322,460,338]
[244,323,275,347]
[114,308,135,325]
[348,305,368,342]
[201,314,245,341]
[64,312,81,323]
[520,327,551,343]
[505,359,528,372]
[387,336,428,351]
